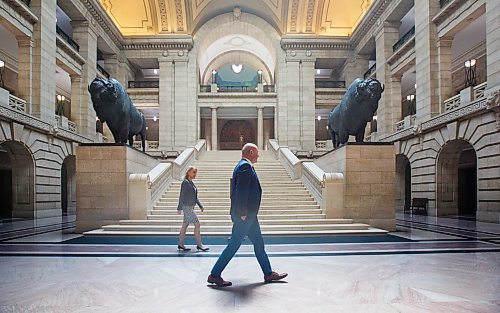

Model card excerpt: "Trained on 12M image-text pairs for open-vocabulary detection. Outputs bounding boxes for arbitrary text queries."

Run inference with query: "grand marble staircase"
[85,150,387,236]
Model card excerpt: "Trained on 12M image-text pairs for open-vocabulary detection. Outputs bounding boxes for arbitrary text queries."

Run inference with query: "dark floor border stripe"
[0,221,75,236]
[396,218,500,236]
[0,225,76,242]
[1,249,500,258]
[395,222,485,240]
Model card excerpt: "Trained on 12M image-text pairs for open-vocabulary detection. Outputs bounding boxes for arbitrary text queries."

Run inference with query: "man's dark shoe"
[207,274,232,287]
[264,271,288,283]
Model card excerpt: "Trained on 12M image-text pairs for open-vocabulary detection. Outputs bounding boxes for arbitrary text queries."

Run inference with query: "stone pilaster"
[103,55,131,87]
[211,106,218,151]
[72,20,98,140]
[158,58,174,150]
[257,106,264,150]
[414,0,441,120]
[486,0,500,92]
[388,74,403,133]
[173,58,189,150]
[375,21,400,137]
[16,37,33,106]
[301,59,316,151]
[30,0,57,121]
[437,37,454,108]
[276,51,288,145]
[342,55,369,86]
[285,59,301,150]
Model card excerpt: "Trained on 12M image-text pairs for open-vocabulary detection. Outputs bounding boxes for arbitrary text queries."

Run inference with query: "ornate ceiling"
[97,0,375,37]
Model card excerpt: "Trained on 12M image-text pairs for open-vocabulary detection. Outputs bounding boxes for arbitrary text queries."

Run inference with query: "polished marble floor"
[0,214,499,312]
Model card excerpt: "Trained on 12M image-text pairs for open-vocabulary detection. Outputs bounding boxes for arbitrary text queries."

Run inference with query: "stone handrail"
[193,139,206,159]
[279,147,302,180]
[172,141,206,180]
[301,162,324,204]
[148,163,172,208]
[267,139,280,159]
[321,173,345,219]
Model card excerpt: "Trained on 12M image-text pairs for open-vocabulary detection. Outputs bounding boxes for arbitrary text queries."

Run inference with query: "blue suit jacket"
[230,159,262,218]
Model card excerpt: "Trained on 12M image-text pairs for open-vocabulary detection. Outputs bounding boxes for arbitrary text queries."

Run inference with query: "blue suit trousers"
[210,215,272,277]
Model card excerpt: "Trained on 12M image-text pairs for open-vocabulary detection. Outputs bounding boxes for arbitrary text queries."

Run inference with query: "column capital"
[437,36,454,47]
[69,74,82,82]
[16,37,33,47]
[257,106,265,110]
[210,106,218,110]
[391,74,403,82]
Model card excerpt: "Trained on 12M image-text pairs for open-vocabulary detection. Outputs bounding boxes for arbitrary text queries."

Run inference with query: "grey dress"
[177,179,203,224]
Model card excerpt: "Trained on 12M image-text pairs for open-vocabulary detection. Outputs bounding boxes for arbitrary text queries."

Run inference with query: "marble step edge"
[147,214,328,219]
[119,219,354,225]
[100,224,371,231]
[84,228,387,236]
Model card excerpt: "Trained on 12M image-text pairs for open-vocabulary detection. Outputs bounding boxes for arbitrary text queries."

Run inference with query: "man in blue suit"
[208,143,288,287]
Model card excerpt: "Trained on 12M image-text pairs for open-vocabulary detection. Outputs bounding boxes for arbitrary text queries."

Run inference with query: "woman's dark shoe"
[177,245,191,252]
[197,245,210,252]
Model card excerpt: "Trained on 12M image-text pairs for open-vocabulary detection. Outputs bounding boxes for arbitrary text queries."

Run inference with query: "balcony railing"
[217,85,256,92]
[395,114,416,132]
[444,82,487,112]
[8,94,27,112]
[56,25,79,52]
[315,81,346,88]
[315,141,327,150]
[96,63,110,79]
[364,63,376,79]
[55,115,78,132]
[440,0,452,8]
[393,26,415,52]
[263,85,275,92]
[200,85,211,92]
[68,120,77,132]
[133,140,160,150]
[128,80,159,88]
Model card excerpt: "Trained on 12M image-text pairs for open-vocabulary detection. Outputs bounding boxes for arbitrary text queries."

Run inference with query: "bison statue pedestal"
[75,143,159,233]
[313,142,396,231]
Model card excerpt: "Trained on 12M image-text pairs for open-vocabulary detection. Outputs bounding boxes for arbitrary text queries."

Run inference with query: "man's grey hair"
[242,143,258,157]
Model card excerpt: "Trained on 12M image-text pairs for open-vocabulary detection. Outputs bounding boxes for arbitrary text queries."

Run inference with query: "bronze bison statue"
[88,77,146,152]
[327,78,384,148]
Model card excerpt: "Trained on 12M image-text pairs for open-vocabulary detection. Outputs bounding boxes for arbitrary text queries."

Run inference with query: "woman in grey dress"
[177,166,209,252]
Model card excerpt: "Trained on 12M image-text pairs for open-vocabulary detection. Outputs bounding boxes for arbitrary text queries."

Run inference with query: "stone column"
[211,106,218,151]
[486,0,500,92]
[257,106,264,150]
[16,37,33,106]
[388,74,403,133]
[276,51,288,145]
[375,21,401,137]
[285,59,300,150]
[30,0,57,121]
[158,58,174,151]
[342,55,370,86]
[437,37,454,109]
[301,59,316,151]
[72,20,98,139]
[414,0,441,120]
[173,58,189,150]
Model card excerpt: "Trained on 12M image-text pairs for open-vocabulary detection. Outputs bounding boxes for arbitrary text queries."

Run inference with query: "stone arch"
[436,139,477,217]
[61,155,76,215]
[193,12,281,83]
[395,154,411,213]
[0,140,35,218]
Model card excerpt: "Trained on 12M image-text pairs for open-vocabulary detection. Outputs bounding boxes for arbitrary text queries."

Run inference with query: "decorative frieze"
[421,98,488,131]
[158,0,169,31]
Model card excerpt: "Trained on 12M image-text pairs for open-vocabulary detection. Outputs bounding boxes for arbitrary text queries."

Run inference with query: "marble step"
[147,214,329,220]
[156,199,317,205]
[84,228,388,236]
[161,192,312,197]
[154,203,320,209]
[121,219,352,226]
[150,209,323,215]
[100,223,371,232]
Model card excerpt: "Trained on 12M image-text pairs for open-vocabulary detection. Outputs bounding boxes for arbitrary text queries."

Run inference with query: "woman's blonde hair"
[184,166,197,179]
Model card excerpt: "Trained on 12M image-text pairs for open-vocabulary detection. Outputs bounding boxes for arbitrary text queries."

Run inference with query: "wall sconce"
[257,69,263,84]
[153,69,158,75]
[211,70,217,84]
[406,94,415,101]
[317,115,322,121]
[464,59,477,88]
[153,115,158,122]
[56,94,65,116]
[0,60,5,88]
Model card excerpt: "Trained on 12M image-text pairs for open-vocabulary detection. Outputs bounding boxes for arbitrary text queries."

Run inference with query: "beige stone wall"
[76,145,159,232]
[396,110,500,222]
[315,144,396,231]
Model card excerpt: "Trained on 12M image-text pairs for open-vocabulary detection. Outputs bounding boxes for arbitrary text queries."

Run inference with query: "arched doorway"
[61,155,76,215]
[0,141,35,219]
[437,140,477,218]
[396,154,411,213]
[219,120,256,150]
